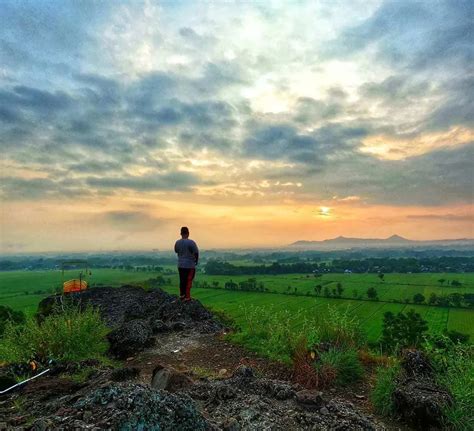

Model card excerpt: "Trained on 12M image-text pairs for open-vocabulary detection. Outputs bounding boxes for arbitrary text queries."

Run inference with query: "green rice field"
[1,269,473,343]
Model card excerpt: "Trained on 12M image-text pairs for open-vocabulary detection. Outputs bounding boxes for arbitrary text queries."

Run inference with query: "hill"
[288,235,474,250]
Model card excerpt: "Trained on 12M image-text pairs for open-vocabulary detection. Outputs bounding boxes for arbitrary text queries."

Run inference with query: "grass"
[162,286,473,343]
[0,268,164,314]
[425,337,474,430]
[0,305,109,363]
[370,362,400,416]
[1,269,472,345]
[316,348,364,386]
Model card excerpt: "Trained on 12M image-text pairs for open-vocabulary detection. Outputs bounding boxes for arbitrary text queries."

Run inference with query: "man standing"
[174,226,199,301]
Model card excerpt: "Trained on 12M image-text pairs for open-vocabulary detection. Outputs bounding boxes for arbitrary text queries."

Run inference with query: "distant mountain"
[288,235,474,250]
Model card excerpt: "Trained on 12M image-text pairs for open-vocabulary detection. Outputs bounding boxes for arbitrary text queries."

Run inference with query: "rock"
[295,390,324,408]
[231,365,255,380]
[38,286,223,334]
[392,350,453,429]
[171,321,186,331]
[110,367,140,382]
[222,417,240,431]
[218,368,228,377]
[319,407,329,415]
[0,371,16,391]
[107,319,153,359]
[401,349,433,377]
[393,377,452,429]
[70,383,209,430]
[151,367,172,390]
[151,365,194,392]
[149,318,170,333]
[240,408,258,421]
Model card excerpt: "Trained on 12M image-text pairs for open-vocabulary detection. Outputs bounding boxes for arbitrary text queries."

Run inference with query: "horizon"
[1,0,473,253]
[2,234,474,256]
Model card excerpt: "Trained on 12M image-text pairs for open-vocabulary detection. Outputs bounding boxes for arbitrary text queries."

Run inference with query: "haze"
[0,0,473,253]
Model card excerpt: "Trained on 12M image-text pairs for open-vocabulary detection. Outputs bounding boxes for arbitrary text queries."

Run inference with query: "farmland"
[1,268,473,343]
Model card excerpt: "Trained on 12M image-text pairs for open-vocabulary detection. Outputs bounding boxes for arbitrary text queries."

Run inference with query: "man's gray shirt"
[174,239,199,268]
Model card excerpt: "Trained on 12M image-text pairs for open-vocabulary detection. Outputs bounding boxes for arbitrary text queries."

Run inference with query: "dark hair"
[180,226,189,235]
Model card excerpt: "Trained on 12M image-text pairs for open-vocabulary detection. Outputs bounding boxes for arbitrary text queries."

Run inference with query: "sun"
[318,206,331,217]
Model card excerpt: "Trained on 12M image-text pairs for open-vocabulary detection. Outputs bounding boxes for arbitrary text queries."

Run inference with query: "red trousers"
[178,267,195,299]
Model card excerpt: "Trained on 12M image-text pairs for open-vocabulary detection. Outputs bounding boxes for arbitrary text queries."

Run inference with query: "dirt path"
[127,330,409,431]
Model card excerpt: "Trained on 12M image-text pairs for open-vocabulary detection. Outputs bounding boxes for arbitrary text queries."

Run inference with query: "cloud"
[86,171,203,192]
[406,214,473,222]
[325,0,473,71]
[98,211,164,232]
[0,0,472,212]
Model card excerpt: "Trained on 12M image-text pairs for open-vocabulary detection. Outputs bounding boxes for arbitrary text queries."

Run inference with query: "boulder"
[151,365,194,392]
[110,367,140,382]
[393,377,452,429]
[107,319,153,359]
[393,350,452,429]
[295,389,324,408]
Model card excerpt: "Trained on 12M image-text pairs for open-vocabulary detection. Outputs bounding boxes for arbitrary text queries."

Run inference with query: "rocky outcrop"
[393,350,452,429]
[38,286,224,358]
[185,365,384,430]
[32,383,210,431]
[107,318,154,358]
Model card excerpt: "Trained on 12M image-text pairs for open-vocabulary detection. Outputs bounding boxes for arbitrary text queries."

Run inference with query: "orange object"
[63,279,88,293]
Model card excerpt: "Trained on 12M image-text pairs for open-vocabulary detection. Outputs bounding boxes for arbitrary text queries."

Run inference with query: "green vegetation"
[425,336,474,431]
[371,362,400,416]
[0,305,25,336]
[316,348,364,386]
[380,310,429,353]
[0,305,109,363]
[0,268,164,314]
[2,268,472,341]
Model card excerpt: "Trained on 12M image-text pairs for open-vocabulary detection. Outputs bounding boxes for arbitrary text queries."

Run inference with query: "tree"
[323,286,331,297]
[336,282,344,297]
[378,273,385,282]
[314,284,322,295]
[367,287,378,300]
[437,278,446,286]
[380,310,428,352]
[413,293,425,304]
[428,293,438,305]
[451,280,462,287]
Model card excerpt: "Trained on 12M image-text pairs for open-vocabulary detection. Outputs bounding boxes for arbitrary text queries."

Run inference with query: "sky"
[0,0,473,253]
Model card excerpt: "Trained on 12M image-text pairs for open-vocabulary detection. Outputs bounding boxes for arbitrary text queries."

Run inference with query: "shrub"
[0,305,109,363]
[230,305,303,363]
[0,305,25,337]
[380,310,428,353]
[371,362,400,416]
[308,305,366,350]
[316,348,364,386]
[424,336,474,430]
